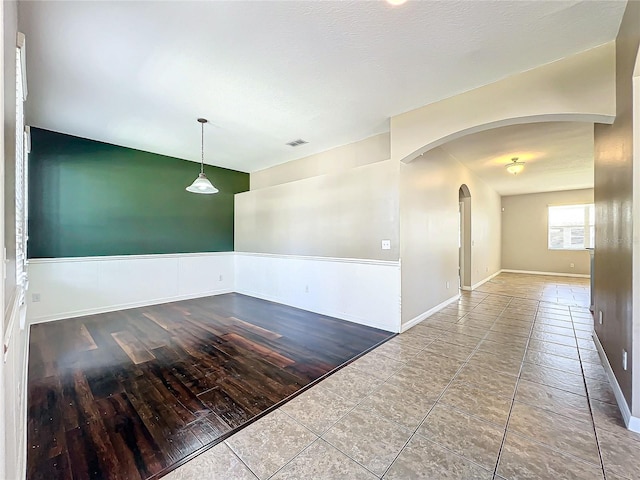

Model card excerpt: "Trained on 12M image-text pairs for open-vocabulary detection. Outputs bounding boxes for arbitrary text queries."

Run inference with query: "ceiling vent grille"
[286,139,308,147]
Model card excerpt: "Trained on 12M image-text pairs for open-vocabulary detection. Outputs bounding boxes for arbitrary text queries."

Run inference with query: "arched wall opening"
[399,115,602,328]
[391,41,615,165]
[400,113,612,165]
[390,42,616,330]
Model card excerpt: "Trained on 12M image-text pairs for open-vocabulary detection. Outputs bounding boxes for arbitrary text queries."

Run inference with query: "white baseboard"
[29,288,234,324]
[401,293,461,333]
[462,270,503,291]
[593,332,640,433]
[501,269,589,279]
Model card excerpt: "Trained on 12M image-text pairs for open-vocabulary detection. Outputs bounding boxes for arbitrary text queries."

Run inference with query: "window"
[548,204,594,250]
[16,32,28,306]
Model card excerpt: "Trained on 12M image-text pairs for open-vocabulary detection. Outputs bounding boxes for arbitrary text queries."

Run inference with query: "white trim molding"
[3,288,20,359]
[501,269,590,279]
[401,293,461,333]
[235,253,401,332]
[234,251,399,266]
[29,251,233,263]
[27,252,235,323]
[593,332,640,433]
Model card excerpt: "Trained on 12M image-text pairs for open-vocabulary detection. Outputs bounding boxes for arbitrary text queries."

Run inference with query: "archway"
[400,113,614,165]
[458,185,472,290]
[391,43,615,164]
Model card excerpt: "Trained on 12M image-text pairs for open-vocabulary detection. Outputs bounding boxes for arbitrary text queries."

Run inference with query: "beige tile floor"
[164,273,640,480]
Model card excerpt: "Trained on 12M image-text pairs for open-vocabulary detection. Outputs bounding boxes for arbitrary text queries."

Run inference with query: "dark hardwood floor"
[27,293,393,480]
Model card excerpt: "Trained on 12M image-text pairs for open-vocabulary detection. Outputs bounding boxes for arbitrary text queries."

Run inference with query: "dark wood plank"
[28,451,72,480]
[96,393,165,479]
[225,316,282,340]
[27,377,67,479]
[27,293,394,480]
[111,331,156,364]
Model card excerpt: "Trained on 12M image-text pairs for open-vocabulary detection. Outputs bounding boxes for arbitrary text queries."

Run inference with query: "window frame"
[547,203,594,251]
[15,32,29,310]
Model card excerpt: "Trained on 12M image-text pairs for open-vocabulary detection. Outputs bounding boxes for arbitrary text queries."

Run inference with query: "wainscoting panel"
[234,253,401,332]
[27,253,235,323]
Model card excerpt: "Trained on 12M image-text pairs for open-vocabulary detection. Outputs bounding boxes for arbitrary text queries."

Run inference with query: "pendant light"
[186,118,219,194]
[506,157,525,176]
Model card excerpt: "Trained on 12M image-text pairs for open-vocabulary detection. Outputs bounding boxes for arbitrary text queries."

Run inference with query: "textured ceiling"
[19,1,625,174]
[441,122,594,196]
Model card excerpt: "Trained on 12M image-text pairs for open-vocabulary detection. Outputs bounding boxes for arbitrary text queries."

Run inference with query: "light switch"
[381,240,391,250]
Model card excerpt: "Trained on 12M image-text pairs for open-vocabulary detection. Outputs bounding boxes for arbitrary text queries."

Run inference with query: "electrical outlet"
[446,281,450,289]
[219,275,223,281]
[305,285,309,293]
[598,310,603,325]
[623,349,628,370]
[381,240,391,250]
[32,293,41,303]
[485,266,489,272]
[570,263,575,268]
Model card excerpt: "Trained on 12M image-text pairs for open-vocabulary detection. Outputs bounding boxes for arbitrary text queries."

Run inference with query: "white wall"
[27,253,235,323]
[400,147,502,325]
[502,189,593,276]
[236,139,402,332]
[235,253,401,332]
[251,133,390,189]
[236,159,400,262]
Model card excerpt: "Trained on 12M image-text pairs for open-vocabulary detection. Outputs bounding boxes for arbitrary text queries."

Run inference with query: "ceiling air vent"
[286,139,308,147]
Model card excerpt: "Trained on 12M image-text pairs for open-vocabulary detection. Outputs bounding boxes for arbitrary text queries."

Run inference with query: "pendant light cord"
[200,121,205,174]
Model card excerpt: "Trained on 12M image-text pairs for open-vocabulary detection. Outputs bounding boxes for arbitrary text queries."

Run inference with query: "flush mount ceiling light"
[386,0,408,5]
[186,118,219,194]
[506,157,525,175]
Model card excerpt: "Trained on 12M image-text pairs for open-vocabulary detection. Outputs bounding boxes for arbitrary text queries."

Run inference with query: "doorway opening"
[459,185,472,290]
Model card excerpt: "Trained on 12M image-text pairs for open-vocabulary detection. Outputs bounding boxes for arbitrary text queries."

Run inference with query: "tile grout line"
[224,442,263,480]
[269,379,393,479]
[263,330,456,480]
[569,304,608,480]
[340,310,488,478]
[239,282,592,480]
[274,388,390,479]
[378,292,509,478]
[225,345,401,479]
[491,294,538,479]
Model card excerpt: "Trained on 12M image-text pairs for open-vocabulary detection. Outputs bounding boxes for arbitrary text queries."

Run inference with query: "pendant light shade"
[186,172,217,194]
[506,157,525,175]
[186,118,219,194]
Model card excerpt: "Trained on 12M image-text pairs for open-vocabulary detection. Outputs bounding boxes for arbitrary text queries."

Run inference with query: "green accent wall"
[28,128,249,258]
